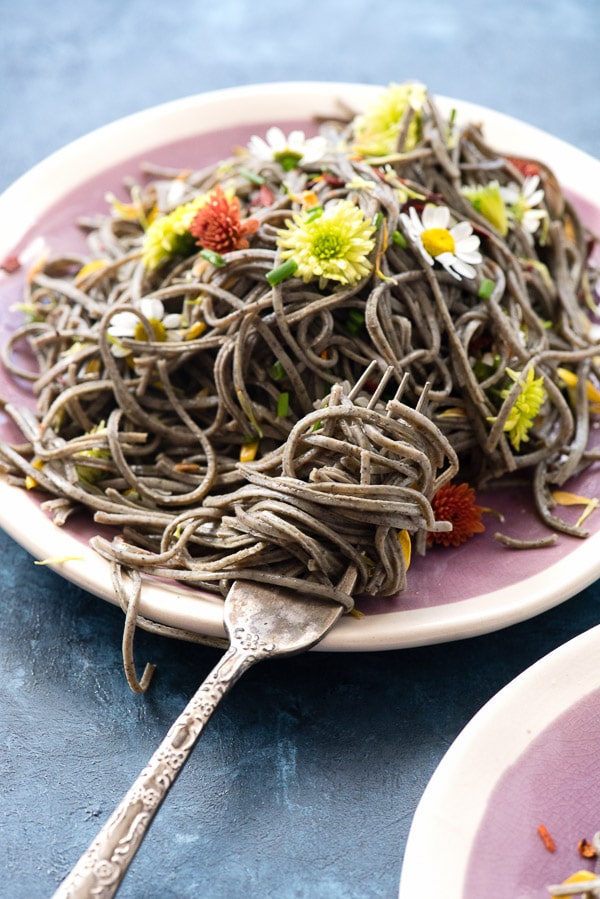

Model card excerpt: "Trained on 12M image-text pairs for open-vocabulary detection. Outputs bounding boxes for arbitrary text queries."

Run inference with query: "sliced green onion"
[238,167,266,185]
[266,258,298,286]
[391,229,408,248]
[200,248,226,267]
[271,360,285,381]
[276,391,290,417]
[346,308,365,335]
[373,212,384,229]
[477,278,496,299]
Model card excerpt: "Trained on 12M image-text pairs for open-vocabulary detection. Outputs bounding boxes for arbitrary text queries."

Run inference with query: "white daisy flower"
[499,175,546,235]
[399,203,482,280]
[107,298,183,357]
[247,127,328,171]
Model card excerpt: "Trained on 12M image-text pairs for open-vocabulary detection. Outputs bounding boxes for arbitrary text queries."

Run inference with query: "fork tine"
[366,365,394,409]
[390,371,410,406]
[347,359,381,401]
[415,381,432,414]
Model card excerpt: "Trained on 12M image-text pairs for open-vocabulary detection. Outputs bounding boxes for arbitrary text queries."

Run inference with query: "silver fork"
[52,569,356,899]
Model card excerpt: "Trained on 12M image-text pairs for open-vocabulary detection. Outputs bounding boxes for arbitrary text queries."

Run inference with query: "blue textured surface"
[2,2,600,897]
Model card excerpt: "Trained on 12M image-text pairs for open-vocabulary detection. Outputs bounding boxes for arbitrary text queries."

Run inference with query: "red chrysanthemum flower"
[189,186,259,254]
[427,481,486,548]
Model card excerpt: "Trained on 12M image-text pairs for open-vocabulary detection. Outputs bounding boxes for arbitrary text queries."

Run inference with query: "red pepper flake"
[578,838,597,859]
[313,172,345,189]
[1,253,20,274]
[537,823,556,853]
[505,156,542,179]
[257,184,275,207]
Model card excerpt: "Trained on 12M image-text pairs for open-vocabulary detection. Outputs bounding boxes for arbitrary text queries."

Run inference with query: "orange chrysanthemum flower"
[189,186,259,254]
[427,482,485,548]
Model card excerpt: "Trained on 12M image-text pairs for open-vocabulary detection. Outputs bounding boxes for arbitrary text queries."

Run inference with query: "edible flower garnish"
[491,366,547,451]
[189,185,259,254]
[427,482,486,547]
[462,181,508,236]
[352,81,427,157]
[275,199,376,287]
[400,203,482,280]
[107,298,183,357]
[247,127,328,171]
[142,195,208,270]
[499,175,547,235]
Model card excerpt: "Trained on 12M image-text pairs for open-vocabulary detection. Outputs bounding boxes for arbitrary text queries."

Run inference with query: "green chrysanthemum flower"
[462,181,508,236]
[142,195,208,270]
[493,366,547,451]
[352,82,427,157]
[276,200,376,287]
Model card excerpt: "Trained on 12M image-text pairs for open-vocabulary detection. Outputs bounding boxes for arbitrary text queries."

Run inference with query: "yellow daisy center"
[134,318,167,342]
[421,227,455,258]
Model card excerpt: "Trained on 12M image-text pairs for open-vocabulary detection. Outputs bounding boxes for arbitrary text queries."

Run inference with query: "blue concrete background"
[2,1,600,896]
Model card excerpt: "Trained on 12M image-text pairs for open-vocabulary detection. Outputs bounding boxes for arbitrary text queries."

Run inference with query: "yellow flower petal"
[552,490,596,506]
[398,529,412,569]
[437,407,468,419]
[550,870,597,899]
[557,367,600,409]
[184,321,207,341]
[74,259,109,285]
[552,490,599,528]
[240,440,259,463]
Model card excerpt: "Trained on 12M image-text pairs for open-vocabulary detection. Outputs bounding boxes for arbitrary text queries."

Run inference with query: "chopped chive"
[477,278,495,299]
[311,420,322,431]
[200,248,226,267]
[266,258,298,286]
[373,212,384,229]
[271,360,285,381]
[346,308,365,335]
[238,167,266,185]
[277,391,290,417]
[391,229,408,248]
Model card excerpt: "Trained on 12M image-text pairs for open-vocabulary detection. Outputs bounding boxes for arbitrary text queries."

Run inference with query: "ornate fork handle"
[53,641,267,899]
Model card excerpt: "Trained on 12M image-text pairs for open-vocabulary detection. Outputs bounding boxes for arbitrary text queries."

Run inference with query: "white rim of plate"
[398,622,600,897]
[1,81,600,651]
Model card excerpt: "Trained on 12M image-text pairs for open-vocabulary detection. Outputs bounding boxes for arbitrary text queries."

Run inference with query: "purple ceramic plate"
[1,82,600,650]
[399,623,600,898]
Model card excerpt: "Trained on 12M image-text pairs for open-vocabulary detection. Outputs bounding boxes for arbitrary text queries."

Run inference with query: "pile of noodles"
[1,85,600,621]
